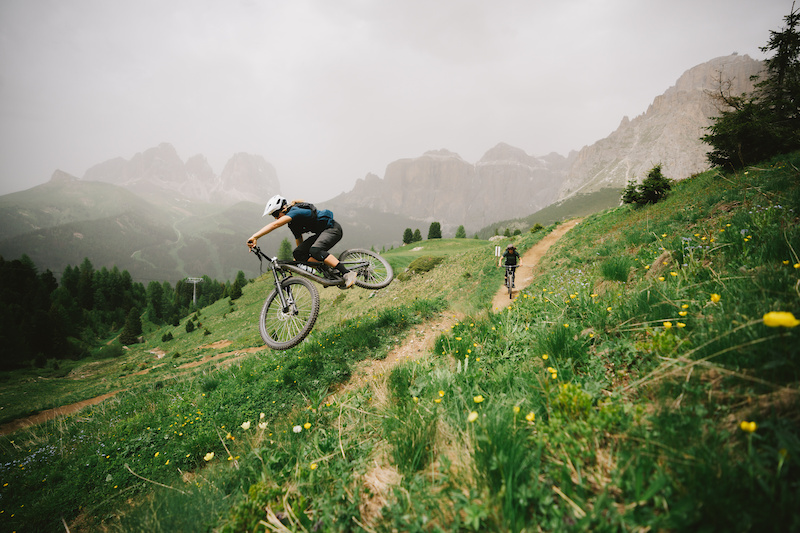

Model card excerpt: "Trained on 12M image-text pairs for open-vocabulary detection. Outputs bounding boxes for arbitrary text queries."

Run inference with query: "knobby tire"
[259,276,320,350]
[337,248,394,289]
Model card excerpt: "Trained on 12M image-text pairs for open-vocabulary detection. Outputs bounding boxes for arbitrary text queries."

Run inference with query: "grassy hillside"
[1,153,799,532]
[477,186,623,237]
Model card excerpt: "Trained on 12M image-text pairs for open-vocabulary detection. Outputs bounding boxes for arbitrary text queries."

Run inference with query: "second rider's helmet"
[263,195,287,218]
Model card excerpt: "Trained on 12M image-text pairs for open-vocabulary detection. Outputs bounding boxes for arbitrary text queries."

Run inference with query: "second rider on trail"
[500,244,520,288]
[247,195,357,289]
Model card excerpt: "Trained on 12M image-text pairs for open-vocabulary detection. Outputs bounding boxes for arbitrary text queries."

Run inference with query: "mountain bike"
[504,264,518,299]
[250,246,393,350]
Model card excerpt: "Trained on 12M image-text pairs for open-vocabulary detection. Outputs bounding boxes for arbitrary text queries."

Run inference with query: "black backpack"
[291,202,317,217]
[288,202,323,235]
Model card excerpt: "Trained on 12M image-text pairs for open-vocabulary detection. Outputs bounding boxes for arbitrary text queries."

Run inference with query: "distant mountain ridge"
[0,54,765,282]
[330,54,764,234]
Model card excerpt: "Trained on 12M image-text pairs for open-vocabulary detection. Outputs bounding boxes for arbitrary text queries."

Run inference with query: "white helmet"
[263,194,287,217]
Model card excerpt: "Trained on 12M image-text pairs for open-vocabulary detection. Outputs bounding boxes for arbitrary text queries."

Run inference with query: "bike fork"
[271,269,293,313]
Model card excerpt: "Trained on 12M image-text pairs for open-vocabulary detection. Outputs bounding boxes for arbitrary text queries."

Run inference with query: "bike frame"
[505,264,518,298]
[251,246,371,289]
[505,264,518,281]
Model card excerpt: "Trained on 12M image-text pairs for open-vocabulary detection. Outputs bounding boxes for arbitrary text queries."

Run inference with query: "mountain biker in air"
[247,195,357,288]
[500,244,520,287]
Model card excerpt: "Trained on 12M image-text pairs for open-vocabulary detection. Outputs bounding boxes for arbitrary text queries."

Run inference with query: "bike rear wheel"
[337,248,394,289]
[259,277,320,350]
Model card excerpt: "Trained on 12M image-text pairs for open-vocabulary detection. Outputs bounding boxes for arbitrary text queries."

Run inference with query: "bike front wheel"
[259,277,320,350]
[337,248,394,289]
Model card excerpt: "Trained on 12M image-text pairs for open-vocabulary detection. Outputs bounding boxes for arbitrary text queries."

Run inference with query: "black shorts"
[293,221,343,261]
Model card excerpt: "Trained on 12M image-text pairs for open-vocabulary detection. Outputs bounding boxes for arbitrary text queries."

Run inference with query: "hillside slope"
[1,153,798,532]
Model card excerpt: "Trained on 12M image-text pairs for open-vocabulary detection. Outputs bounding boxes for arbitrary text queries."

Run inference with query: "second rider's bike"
[251,246,393,350]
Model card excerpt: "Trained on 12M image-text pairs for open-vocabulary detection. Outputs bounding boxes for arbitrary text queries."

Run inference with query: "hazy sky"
[0,0,792,201]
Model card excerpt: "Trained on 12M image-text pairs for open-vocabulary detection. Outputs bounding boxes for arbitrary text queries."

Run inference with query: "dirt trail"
[0,391,123,436]
[0,342,267,436]
[326,312,461,405]
[491,218,583,312]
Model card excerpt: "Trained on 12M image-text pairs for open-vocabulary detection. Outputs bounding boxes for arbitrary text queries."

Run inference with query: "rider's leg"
[307,223,356,287]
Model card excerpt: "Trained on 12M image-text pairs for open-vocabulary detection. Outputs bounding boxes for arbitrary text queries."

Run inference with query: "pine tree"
[412,229,422,242]
[702,5,800,168]
[638,165,672,204]
[455,225,466,238]
[120,307,142,345]
[402,228,414,244]
[428,222,442,239]
[278,238,293,260]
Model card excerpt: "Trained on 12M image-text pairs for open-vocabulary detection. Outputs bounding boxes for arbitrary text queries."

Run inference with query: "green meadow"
[1,153,799,532]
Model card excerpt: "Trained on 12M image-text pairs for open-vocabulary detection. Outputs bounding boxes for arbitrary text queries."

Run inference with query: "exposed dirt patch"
[200,340,234,350]
[148,348,167,359]
[491,218,583,312]
[177,345,267,370]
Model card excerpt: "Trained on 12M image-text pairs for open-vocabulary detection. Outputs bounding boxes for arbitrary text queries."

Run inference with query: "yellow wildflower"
[467,411,479,423]
[664,322,672,329]
[525,412,536,422]
[763,312,799,328]
[310,463,318,470]
[739,421,757,433]
[204,452,215,461]
[473,395,485,404]
[710,293,721,303]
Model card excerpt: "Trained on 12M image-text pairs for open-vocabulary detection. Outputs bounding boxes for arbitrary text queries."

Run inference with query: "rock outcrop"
[330,144,569,231]
[557,54,764,198]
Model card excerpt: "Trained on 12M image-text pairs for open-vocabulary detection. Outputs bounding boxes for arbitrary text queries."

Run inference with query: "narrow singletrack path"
[491,218,583,312]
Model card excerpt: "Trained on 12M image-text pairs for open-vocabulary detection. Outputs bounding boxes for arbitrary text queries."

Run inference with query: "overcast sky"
[0,0,792,201]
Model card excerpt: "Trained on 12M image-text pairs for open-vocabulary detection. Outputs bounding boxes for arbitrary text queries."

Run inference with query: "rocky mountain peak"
[216,153,280,203]
[80,144,279,204]
[48,169,78,184]
[479,142,530,163]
